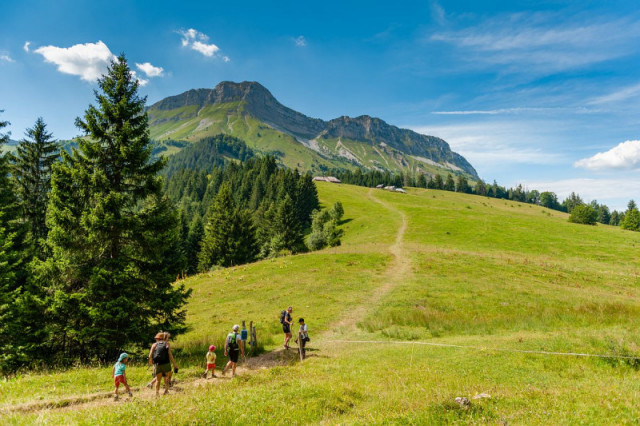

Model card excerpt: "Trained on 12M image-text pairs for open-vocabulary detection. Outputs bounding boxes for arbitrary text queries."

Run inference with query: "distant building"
[312,176,342,183]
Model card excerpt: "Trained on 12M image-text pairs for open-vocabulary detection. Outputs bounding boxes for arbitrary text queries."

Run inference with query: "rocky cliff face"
[147,81,478,178]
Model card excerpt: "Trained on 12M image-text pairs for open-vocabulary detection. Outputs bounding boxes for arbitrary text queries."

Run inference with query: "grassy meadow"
[3,182,640,424]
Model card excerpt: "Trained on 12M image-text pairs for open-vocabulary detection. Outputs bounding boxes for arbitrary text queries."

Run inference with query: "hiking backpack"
[153,341,170,364]
[227,332,239,351]
[279,310,287,324]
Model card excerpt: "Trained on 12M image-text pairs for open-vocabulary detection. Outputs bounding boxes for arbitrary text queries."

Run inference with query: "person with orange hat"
[148,332,178,396]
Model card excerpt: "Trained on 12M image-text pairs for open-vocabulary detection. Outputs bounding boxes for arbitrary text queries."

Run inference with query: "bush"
[568,204,597,225]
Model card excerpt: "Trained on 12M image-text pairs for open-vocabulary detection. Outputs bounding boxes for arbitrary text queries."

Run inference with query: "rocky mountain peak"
[212,81,276,104]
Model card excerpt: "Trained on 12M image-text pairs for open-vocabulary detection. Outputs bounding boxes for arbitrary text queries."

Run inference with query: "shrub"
[568,204,597,225]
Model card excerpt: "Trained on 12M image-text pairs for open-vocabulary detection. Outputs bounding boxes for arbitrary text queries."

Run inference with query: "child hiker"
[295,318,310,360]
[113,353,133,400]
[202,345,217,379]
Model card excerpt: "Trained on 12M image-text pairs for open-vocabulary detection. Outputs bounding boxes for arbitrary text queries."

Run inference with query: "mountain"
[147,81,478,179]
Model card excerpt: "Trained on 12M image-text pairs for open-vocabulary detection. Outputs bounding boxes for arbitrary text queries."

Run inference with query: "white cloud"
[574,140,640,171]
[129,71,149,87]
[23,41,30,52]
[294,36,307,47]
[178,28,222,58]
[34,41,115,81]
[222,56,230,63]
[135,62,164,77]
[0,54,14,63]
[429,13,640,74]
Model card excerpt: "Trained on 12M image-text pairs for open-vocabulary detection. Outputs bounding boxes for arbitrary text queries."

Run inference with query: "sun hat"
[209,345,216,351]
[155,332,165,340]
[232,324,240,331]
[118,353,129,362]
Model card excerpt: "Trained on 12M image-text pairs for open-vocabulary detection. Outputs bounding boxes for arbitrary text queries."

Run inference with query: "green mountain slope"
[147,82,478,178]
[5,184,640,423]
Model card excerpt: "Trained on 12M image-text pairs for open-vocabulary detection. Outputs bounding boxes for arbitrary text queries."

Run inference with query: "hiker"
[295,318,310,360]
[222,325,244,377]
[112,353,133,400]
[203,345,217,379]
[149,332,178,396]
[280,306,293,349]
[146,332,172,389]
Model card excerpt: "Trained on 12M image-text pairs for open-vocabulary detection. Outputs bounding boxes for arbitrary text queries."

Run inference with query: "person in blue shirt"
[112,353,132,400]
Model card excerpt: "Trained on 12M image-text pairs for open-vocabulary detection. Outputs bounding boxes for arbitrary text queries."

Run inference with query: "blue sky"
[1,0,638,210]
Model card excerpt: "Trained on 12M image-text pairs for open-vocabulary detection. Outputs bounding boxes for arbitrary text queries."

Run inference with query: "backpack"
[153,341,170,364]
[227,332,239,351]
[279,310,287,324]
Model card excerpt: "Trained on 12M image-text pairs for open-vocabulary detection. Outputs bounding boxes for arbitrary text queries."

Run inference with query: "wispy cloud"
[23,41,30,53]
[588,83,640,105]
[0,54,14,63]
[430,0,446,26]
[433,107,569,115]
[294,36,307,47]
[135,62,164,78]
[410,121,567,167]
[429,13,640,74]
[178,28,224,58]
[521,177,638,210]
[574,140,640,171]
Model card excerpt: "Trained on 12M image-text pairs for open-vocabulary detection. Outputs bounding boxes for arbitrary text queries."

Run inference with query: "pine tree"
[186,214,204,274]
[270,194,305,255]
[433,174,444,190]
[621,200,640,231]
[12,117,59,258]
[444,174,455,191]
[198,184,257,269]
[417,173,427,188]
[39,56,190,362]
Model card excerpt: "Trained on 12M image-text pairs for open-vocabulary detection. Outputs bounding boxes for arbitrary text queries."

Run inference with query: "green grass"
[4,183,640,424]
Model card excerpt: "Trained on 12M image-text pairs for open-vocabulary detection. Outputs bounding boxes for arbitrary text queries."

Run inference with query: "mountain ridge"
[147,81,478,179]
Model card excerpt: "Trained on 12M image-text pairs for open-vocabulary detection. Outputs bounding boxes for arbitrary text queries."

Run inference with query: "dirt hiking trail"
[1,188,411,416]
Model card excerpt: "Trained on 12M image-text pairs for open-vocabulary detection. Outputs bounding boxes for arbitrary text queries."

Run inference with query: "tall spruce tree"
[444,174,455,191]
[198,183,257,270]
[39,56,190,362]
[12,117,59,258]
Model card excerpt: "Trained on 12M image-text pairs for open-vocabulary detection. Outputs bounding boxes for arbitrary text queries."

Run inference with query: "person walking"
[149,332,178,396]
[296,318,310,360]
[203,345,217,379]
[146,332,171,389]
[222,325,244,377]
[112,353,133,400]
[280,306,293,349]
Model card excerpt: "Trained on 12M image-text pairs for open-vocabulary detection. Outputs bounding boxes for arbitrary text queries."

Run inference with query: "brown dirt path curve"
[1,188,412,416]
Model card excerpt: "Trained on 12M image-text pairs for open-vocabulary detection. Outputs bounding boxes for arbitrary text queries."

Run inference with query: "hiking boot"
[163,389,169,395]
[202,372,207,379]
[128,391,133,397]
[113,394,119,401]
[212,374,217,378]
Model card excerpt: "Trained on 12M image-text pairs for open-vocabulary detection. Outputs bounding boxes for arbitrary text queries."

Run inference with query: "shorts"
[206,363,216,370]
[228,350,240,363]
[114,375,126,386]
[282,323,291,334]
[154,363,172,376]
